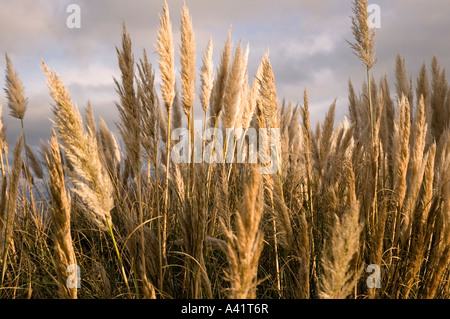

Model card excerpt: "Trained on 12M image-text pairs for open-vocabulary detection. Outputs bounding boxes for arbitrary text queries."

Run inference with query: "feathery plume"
[430,56,449,140]
[257,54,279,128]
[347,0,377,69]
[137,49,159,165]
[157,0,176,111]
[400,96,428,241]
[395,54,410,103]
[4,54,28,120]
[180,3,196,118]
[114,23,141,172]
[157,0,176,258]
[235,68,249,130]
[222,41,244,130]
[318,163,362,299]
[0,135,22,286]
[416,62,431,108]
[234,43,250,130]
[42,62,114,231]
[200,38,214,117]
[46,131,77,299]
[242,51,267,130]
[85,101,96,135]
[98,118,121,168]
[348,0,377,140]
[210,29,232,125]
[393,94,411,209]
[222,166,264,299]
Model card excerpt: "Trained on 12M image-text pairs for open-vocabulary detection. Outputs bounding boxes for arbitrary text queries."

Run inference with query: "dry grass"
[0,0,449,299]
[45,131,77,299]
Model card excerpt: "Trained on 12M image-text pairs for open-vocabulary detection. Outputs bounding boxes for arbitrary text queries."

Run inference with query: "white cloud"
[284,34,335,57]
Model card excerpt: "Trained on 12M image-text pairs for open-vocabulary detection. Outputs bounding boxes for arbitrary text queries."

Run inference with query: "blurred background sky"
[1,0,449,150]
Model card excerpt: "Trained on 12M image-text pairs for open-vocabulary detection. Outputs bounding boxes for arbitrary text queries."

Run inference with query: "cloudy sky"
[0,0,449,150]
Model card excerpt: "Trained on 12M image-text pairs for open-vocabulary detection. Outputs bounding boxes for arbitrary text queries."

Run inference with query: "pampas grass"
[43,62,114,231]
[114,24,140,173]
[348,0,377,141]
[222,41,244,131]
[209,30,232,127]
[180,3,196,119]
[45,131,77,299]
[242,51,265,131]
[157,1,176,112]
[348,0,377,70]
[200,38,214,124]
[222,166,264,299]
[157,0,176,259]
[42,62,131,296]
[318,163,362,299]
[0,135,22,289]
[4,55,27,120]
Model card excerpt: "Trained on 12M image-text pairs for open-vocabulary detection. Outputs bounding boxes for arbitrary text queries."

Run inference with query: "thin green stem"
[106,217,131,298]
